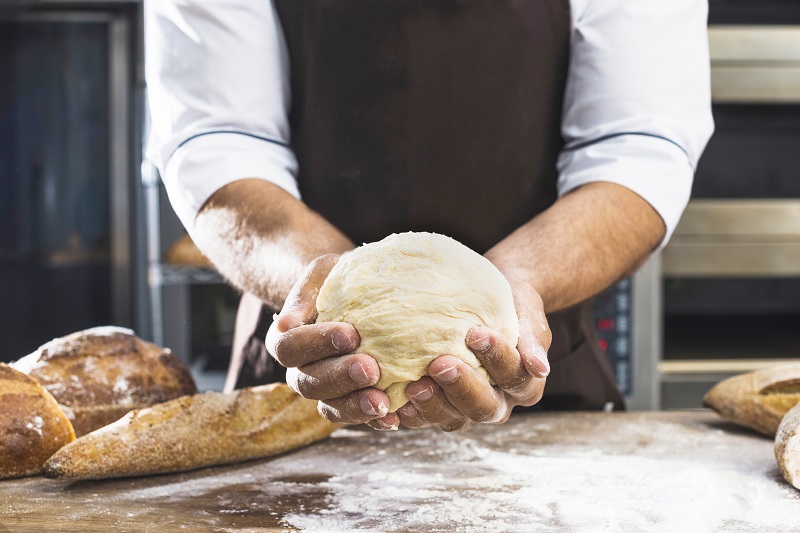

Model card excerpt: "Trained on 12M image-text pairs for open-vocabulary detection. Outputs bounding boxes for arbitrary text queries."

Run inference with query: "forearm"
[485,182,665,313]
[193,178,354,309]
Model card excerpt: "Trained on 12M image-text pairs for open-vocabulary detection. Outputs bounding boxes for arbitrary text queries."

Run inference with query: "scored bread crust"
[775,402,800,490]
[703,363,800,437]
[11,326,198,437]
[42,383,338,480]
[1,364,75,479]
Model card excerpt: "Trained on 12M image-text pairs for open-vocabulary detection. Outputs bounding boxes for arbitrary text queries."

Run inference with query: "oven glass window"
[0,21,111,359]
[664,278,800,361]
[694,105,800,199]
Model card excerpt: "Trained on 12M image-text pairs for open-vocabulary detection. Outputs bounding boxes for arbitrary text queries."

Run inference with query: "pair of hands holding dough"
[265,234,552,432]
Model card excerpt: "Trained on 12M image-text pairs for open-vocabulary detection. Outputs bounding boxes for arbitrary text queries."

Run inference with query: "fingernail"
[349,361,373,386]
[332,329,354,351]
[467,335,491,353]
[360,396,388,418]
[410,386,434,402]
[375,418,398,431]
[434,365,459,384]
[531,344,550,377]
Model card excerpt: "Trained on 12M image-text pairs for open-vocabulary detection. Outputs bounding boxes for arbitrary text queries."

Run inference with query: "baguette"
[11,326,198,437]
[1,364,75,479]
[703,363,800,437]
[42,383,337,480]
[775,402,800,490]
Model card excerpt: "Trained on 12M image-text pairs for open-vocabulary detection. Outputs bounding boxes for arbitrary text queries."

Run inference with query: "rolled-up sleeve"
[144,0,298,233]
[559,0,714,246]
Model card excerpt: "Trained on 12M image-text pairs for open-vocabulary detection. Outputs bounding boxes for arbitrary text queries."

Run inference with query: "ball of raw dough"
[316,232,519,412]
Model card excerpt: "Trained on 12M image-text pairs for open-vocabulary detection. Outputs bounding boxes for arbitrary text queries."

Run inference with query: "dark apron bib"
[227,0,625,411]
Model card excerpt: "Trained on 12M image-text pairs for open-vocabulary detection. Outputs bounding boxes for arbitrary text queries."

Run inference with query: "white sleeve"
[559,0,714,246]
[144,0,299,234]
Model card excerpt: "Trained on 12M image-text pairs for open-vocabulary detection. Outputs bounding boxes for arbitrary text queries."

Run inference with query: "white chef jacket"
[145,0,714,246]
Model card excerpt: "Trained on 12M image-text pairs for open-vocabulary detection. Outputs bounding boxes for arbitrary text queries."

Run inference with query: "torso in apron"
[231,0,625,411]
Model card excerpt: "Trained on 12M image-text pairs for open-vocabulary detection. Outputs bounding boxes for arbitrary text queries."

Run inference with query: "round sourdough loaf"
[0,364,75,479]
[11,327,198,436]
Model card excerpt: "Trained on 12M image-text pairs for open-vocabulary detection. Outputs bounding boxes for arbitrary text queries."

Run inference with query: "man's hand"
[265,255,396,429]
[392,272,551,432]
[267,255,552,432]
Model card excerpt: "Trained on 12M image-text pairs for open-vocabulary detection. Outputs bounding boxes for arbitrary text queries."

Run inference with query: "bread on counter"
[704,363,800,437]
[0,364,75,479]
[165,234,213,267]
[11,326,198,437]
[775,402,800,490]
[43,383,338,480]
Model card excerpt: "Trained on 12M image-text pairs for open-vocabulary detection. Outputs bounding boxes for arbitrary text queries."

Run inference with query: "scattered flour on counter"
[120,472,262,501]
[36,416,794,533]
[283,433,800,533]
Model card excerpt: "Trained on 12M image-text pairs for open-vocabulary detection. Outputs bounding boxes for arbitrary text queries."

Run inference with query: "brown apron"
[226,0,625,411]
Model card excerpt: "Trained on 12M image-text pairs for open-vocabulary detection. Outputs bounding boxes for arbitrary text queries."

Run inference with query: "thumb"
[275,253,342,332]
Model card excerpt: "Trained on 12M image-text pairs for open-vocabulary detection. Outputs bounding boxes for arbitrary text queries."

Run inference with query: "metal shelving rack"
[142,161,228,391]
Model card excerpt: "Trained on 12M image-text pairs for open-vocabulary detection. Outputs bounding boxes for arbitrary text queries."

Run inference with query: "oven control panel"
[593,278,633,396]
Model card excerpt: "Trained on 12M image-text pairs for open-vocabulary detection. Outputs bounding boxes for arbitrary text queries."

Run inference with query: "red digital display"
[597,318,615,331]
[598,339,608,351]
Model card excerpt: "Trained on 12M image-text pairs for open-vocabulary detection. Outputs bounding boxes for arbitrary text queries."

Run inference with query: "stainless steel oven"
[0,0,144,360]
[657,3,800,408]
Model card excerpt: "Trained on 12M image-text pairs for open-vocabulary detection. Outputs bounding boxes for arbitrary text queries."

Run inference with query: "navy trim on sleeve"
[173,130,290,155]
[562,131,689,161]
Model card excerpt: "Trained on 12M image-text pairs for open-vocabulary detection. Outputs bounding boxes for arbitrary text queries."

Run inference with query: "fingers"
[509,281,552,378]
[265,254,362,369]
[394,402,432,430]
[316,388,391,425]
[366,413,401,432]
[404,376,475,432]
[427,357,511,425]
[466,327,545,406]
[269,321,359,367]
[275,254,341,332]
[285,353,380,400]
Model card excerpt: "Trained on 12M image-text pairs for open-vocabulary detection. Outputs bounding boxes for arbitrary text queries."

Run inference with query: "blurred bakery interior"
[1,0,799,406]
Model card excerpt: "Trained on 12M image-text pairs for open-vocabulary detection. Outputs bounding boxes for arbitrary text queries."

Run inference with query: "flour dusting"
[283,417,800,533]
[76,325,135,337]
[24,415,45,436]
[6,413,796,533]
[113,376,130,395]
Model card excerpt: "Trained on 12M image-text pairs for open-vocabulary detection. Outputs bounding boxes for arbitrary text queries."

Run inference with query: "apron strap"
[224,292,285,393]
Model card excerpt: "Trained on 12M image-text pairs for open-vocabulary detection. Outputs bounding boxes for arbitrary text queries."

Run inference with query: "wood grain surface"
[1,411,797,532]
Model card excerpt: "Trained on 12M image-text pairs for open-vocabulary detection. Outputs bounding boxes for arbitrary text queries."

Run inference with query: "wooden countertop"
[1,411,798,532]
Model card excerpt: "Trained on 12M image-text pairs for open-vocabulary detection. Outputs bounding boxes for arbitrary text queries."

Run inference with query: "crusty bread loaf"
[703,363,800,437]
[775,402,800,490]
[11,326,198,437]
[42,383,337,480]
[1,364,75,479]
[166,234,213,267]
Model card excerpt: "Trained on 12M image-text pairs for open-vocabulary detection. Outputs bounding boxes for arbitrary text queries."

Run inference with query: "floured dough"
[316,232,519,412]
